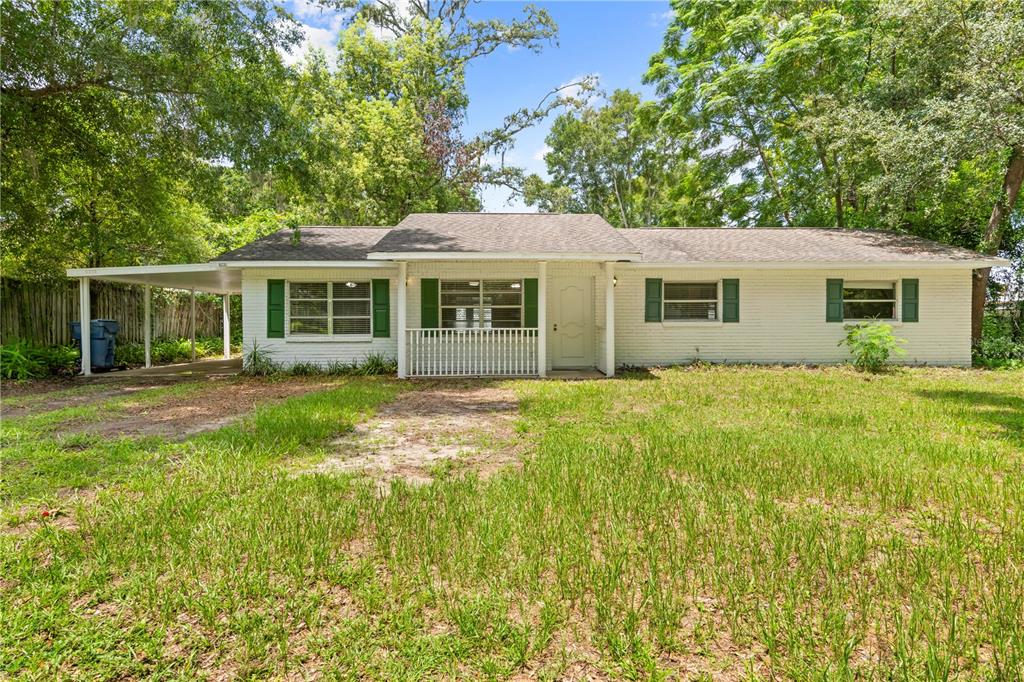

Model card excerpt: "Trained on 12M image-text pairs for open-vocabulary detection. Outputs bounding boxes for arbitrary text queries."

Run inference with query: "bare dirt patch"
[65,378,337,440]
[310,382,523,488]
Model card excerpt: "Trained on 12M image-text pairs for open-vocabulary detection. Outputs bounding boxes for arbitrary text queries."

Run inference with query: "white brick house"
[67,213,1006,376]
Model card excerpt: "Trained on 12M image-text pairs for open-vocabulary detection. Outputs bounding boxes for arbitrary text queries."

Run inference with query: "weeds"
[1,366,1021,679]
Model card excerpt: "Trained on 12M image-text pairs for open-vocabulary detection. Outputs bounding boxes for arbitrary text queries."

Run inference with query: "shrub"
[349,352,398,376]
[972,335,1024,369]
[241,341,280,376]
[1,340,78,380]
[839,322,906,372]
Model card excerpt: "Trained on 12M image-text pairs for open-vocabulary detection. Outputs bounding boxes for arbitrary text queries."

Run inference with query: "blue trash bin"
[69,319,120,370]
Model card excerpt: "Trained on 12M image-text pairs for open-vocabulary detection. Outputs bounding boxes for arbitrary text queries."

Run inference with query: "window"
[440,280,522,329]
[843,282,896,320]
[664,282,718,321]
[289,281,371,336]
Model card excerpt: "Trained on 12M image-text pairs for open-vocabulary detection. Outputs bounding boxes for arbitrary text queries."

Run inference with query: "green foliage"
[0,341,79,380]
[241,341,280,377]
[839,322,907,372]
[113,337,234,367]
[644,0,1024,255]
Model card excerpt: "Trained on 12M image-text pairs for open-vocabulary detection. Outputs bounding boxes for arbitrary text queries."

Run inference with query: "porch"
[395,261,617,379]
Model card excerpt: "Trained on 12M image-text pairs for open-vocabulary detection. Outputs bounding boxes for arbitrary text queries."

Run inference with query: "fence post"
[190,289,196,362]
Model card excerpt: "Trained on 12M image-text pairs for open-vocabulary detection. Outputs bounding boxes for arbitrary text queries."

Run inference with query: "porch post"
[604,262,615,378]
[78,277,92,376]
[190,288,196,362]
[144,285,152,368]
[222,293,231,359]
[537,261,547,377]
[397,261,407,378]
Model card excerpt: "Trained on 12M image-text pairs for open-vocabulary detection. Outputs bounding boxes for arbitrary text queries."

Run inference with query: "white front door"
[551,276,593,368]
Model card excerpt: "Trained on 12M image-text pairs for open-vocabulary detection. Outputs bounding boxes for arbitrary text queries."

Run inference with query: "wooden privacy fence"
[1,278,225,346]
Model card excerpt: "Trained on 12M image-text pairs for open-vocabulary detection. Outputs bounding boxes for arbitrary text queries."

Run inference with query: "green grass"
[1,366,1022,679]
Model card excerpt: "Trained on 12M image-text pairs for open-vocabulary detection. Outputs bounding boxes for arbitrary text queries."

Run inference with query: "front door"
[551,276,593,368]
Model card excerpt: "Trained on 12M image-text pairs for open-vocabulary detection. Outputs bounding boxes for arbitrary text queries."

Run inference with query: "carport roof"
[65,263,242,294]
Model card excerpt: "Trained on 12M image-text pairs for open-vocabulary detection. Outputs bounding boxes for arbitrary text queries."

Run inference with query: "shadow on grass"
[915,389,1024,441]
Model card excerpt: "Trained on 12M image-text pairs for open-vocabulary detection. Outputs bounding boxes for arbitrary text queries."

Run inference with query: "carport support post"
[190,288,196,362]
[397,261,407,378]
[604,262,615,378]
[144,285,152,368]
[537,261,547,377]
[79,277,91,376]
[222,293,231,359]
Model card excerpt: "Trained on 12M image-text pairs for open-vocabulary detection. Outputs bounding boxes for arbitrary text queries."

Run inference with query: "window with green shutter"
[722,279,739,323]
[901,279,919,322]
[523,278,538,328]
[267,279,285,338]
[421,278,439,328]
[826,279,844,322]
[372,279,390,337]
[645,278,662,322]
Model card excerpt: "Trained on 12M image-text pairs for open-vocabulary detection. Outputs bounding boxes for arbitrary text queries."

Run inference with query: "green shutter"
[722,278,740,323]
[902,278,919,323]
[267,279,285,338]
[826,278,844,323]
[523,278,538,328]
[372,279,390,337]
[645,278,662,322]
[421,278,439,328]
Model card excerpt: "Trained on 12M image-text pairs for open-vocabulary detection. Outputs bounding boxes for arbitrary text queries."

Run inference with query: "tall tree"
[647,0,1024,339]
[1,0,303,277]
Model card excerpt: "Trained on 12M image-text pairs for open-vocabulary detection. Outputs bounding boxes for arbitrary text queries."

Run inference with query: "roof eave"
[366,251,642,262]
[618,258,1009,269]
[216,260,395,268]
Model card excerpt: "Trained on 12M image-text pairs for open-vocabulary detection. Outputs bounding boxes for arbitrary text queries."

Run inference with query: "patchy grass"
[1,366,1022,680]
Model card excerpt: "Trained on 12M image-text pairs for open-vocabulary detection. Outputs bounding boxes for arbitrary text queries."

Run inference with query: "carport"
[65,263,241,376]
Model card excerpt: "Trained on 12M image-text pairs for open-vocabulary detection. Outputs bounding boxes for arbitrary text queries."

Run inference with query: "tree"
[523,90,685,227]
[1,0,303,278]
[647,0,1024,339]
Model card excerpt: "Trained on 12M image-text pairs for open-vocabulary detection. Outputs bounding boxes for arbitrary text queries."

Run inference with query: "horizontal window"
[843,282,895,320]
[289,281,372,336]
[440,280,522,329]
[664,281,718,321]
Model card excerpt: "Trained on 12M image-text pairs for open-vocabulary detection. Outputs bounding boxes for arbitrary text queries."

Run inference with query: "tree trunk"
[972,144,1024,343]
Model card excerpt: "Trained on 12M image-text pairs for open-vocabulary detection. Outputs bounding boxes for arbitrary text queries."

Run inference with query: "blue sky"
[282,0,672,211]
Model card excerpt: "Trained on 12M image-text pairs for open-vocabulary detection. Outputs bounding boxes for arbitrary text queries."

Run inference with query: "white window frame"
[662,280,721,324]
[842,280,899,322]
[286,280,373,340]
[439,279,524,330]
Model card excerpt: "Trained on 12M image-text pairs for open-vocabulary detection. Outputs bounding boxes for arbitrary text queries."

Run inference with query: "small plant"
[839,322,906,372]
[288,361,322,376]
[1,340,79,379]
[242,340,280,376]
[351,352,398,376]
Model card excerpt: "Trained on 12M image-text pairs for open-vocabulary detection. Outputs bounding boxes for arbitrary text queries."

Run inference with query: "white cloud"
[649,9,674,26]
[281,21,341,66]
[532,145,552,161]
[558,73,600,102]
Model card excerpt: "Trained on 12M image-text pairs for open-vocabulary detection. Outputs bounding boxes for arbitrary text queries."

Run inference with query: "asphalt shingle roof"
[622,228,987,263]
[213,218,991,264]
[369,213,639,255]
[217,227,390,261]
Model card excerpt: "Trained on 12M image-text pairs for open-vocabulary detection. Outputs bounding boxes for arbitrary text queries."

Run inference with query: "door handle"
[553,323,558,331]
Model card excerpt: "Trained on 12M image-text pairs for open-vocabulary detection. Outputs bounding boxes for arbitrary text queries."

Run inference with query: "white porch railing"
[407,328,539,377]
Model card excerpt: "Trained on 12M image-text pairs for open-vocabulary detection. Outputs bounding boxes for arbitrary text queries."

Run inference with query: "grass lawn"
[1,366,1022,680]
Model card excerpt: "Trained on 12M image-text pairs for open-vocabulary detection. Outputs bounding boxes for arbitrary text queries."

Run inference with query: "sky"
[281,0,673,212]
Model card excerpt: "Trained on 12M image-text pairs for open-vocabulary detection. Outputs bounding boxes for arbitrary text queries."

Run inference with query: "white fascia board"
[67,263,225,277]
[618,259,1008,269]
[366,251,643,262]
[217,260,396,269]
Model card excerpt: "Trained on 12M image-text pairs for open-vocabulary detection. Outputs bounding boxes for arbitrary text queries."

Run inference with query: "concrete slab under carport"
[82,357,242,381]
